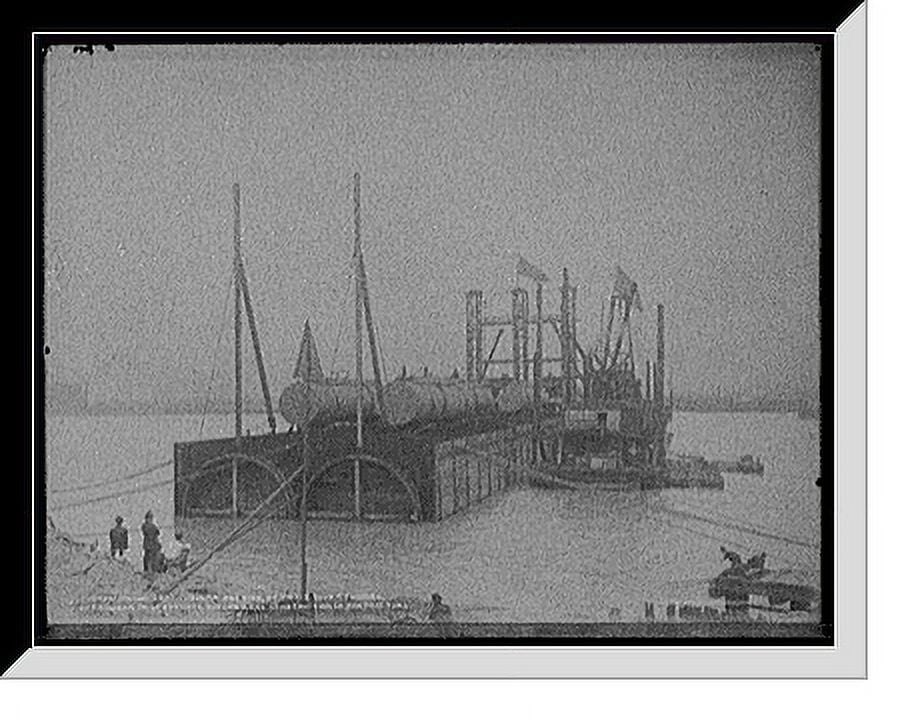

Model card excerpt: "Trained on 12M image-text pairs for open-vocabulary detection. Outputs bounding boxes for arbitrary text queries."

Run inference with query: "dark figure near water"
[745,551,767,572]
[169,531,191,572]
[720,546,743,567]
[109,516,128,558]
[428,593,452,622]
[141,510,162,573]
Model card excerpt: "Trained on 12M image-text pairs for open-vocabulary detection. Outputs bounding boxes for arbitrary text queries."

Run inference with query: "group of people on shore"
[109,511,191,575]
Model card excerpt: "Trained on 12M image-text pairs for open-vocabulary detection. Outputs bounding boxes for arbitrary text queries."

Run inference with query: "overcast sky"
[43,42,821,404]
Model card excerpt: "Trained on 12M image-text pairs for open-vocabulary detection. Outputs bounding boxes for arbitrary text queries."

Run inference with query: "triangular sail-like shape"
[293,319,324,384]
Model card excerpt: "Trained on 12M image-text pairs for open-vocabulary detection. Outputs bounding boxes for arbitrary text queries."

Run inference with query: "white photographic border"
[11,5,865,679]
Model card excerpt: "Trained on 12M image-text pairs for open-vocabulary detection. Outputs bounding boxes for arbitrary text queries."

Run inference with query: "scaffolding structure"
[465,268,581,406]
[465,263,671,471]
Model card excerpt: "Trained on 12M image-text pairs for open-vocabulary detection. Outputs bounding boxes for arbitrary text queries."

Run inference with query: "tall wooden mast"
[353,173,363,520]
[232,183,243,518]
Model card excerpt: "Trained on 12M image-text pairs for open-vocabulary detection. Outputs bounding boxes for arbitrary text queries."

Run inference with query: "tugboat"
[666,454,724,489]
[709,454,765,476]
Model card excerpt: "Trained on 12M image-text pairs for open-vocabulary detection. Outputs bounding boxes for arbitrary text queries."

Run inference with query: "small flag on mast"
[516,254,549,284]
[612,265,644,312]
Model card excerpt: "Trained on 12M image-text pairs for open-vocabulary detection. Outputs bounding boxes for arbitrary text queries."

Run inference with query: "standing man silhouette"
[141,510,161,573]
[109,516,128,558]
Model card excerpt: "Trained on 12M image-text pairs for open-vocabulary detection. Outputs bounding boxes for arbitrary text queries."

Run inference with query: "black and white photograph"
[10,2,870,680]
[41,38,827,638]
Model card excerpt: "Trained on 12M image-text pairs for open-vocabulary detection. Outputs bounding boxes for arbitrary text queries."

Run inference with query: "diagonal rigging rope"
[157,462,301,599]
[657,506,819,550]
[670,500,817,547]
[198,269,234,438]
[49,477,175,511]
[372,311,389,387]
[657,517,751,552]
[50,459,175,495]
[48,458,234,512]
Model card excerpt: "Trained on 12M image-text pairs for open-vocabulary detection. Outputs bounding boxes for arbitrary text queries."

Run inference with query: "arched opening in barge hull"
[302,453,421,522]
[178,452,295,520]
[177,449,421,523]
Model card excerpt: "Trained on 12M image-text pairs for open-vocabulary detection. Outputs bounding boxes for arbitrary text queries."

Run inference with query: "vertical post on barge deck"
[232,182,243,519]
[655,304,666,467]
[646,360,652,401]
[300,425,309,598]
[520,289,530,383]
[466,292,477,380]
[532,281,544,462]
[511,288,521,381]
[560,268,573,405]
[570,282,578,378]
[353,172,363,520]
[534,283,543,399]
[603,296,616,371]
[655,305,665,407]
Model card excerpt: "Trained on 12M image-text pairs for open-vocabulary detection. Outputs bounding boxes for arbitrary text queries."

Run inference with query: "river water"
[45,411,821,623]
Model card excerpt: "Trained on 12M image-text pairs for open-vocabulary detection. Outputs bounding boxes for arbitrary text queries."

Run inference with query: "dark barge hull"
[174,409,561,522]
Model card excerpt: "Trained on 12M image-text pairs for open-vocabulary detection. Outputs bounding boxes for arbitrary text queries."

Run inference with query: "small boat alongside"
[666,455,725,489]
[709,454,765,476]
[535,453,724,491]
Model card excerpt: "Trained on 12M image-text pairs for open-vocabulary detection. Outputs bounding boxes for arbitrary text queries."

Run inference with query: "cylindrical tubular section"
[495,380,534,414]
[383,379,495,427]
[279,380,377,426]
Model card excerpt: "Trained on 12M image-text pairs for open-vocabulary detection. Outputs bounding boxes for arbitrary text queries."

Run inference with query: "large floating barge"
[174,175,683,523]
[176,410,554,523]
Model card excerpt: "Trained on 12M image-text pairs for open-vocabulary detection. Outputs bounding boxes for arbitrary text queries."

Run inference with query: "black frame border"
[9,6,857,674]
